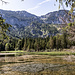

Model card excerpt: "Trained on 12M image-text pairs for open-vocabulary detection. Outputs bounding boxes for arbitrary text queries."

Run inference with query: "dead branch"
[0,0,8,4]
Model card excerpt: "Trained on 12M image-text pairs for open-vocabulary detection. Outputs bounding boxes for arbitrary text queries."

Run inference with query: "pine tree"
[5,43,10,51]
[49,36,54,49]
[21,38,24,49]
[34,39,40,51]
[61,33,67,48]
[56,35,61,49]
[53,36,56,48]
[0,42,4,51]
[23,38,27,50]
[15,39,22,50]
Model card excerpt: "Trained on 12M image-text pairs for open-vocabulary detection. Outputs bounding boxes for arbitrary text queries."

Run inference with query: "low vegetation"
[0,50,75,56]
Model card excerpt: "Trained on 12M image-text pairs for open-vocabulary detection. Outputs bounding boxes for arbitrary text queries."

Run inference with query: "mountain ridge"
[0,9,69,38]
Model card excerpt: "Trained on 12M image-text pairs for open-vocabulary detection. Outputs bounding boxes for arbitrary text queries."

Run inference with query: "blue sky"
[0,0,70,16]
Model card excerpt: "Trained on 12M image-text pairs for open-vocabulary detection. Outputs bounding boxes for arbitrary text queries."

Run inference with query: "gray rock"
[11,63,61,72]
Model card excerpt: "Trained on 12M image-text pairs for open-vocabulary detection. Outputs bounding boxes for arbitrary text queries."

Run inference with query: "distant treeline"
[0,33,75,52]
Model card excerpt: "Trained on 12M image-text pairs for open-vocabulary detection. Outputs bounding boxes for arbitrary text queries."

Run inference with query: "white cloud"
[27,0,51,11]
[39,0,50,5]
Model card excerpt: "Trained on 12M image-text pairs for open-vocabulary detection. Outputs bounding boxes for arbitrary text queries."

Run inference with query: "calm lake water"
[0,55,75,75]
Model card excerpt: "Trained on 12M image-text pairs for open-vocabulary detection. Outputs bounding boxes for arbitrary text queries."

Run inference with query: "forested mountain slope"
[0,9,69,38]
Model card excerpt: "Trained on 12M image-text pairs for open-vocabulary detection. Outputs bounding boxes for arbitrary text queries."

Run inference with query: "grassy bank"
[0,50,75,56]
[0,50,24,53]
[24,52,75,56]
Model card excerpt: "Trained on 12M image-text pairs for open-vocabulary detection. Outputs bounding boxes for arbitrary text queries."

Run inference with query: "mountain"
[0,9,43,26]
[40,10,70,24]
[0,9,69,38]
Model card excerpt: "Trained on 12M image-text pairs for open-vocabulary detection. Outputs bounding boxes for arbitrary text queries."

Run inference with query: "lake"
[0,55,75,75]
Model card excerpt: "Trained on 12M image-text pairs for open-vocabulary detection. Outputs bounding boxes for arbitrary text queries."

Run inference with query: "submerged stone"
[11,63,61,73]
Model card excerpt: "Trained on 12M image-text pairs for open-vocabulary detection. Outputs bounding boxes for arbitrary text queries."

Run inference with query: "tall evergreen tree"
[53,36,56,48]
[56,35,61,49]
[49,36,54,49]
[5,43,10,51]
[23,38,27,50]
[61,33,67,48]
[15,39,22,50]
